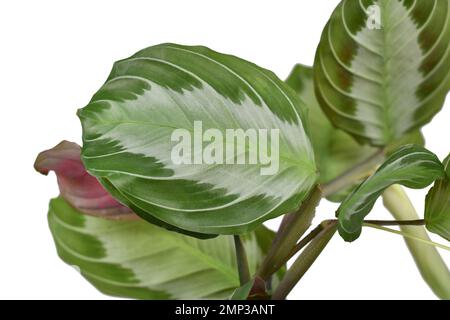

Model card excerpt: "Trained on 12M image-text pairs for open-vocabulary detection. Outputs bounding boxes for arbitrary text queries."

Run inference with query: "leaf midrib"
[380,0,394,142]
[83,118,316,173]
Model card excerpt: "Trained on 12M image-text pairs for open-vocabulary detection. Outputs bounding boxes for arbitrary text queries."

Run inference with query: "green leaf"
[338,145,445,242]
[286,64,425,202]
[425,154,450,241]
[314,0,450,146]
[286,64,375,201]
[48,197,281,300]
[78,43,317,236]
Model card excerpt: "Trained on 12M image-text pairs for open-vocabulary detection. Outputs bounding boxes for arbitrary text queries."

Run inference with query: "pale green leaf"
[48,197,281,299]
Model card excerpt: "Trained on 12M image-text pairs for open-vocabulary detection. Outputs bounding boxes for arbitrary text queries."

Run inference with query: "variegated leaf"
[338,145,445,242]
[48,197,281,299]
[286,64,425,202]
[78,43,317,236]
[314,0,450,146]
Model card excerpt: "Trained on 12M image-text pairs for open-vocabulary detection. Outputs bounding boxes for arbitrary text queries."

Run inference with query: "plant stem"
[363,223,450,251]
[287,221,329,262]
[233,235,251,286]
[322,148,385,197]
[256,186,323,280]
[270,217,426,298]
[271,220,337,300]
[382,185,450,299]
[364,219,425,226]
[258,150,384,281]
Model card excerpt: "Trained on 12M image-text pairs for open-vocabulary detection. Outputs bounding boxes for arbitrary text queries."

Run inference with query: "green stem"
[233,235,251,286]
[271,221,337,300]
[322,148,385,197]
[363,223,450,251]
[382,185,450,299]
[286,222,329,262]
[364,219,425,226]
[256,186,322,280]
[258,150,384,281]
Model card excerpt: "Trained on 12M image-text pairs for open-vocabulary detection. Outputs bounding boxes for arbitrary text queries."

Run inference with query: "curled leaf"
[34,141,136,220]
[338,145,445,242]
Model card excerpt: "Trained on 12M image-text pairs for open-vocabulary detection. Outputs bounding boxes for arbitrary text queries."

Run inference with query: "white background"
[1,0,449,300]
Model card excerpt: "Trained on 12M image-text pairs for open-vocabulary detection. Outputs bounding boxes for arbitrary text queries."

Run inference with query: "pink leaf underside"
[35,141,138,220]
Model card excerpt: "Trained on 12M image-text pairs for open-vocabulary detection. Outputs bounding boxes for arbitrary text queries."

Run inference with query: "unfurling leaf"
[338,145,445,242]
[425,154,450,241]
[48,197,281,300]
[314,0,450,146]
[382,185,450,300]
[78,43,317,236]
[34,141,136,220]
[34,141,210,238]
